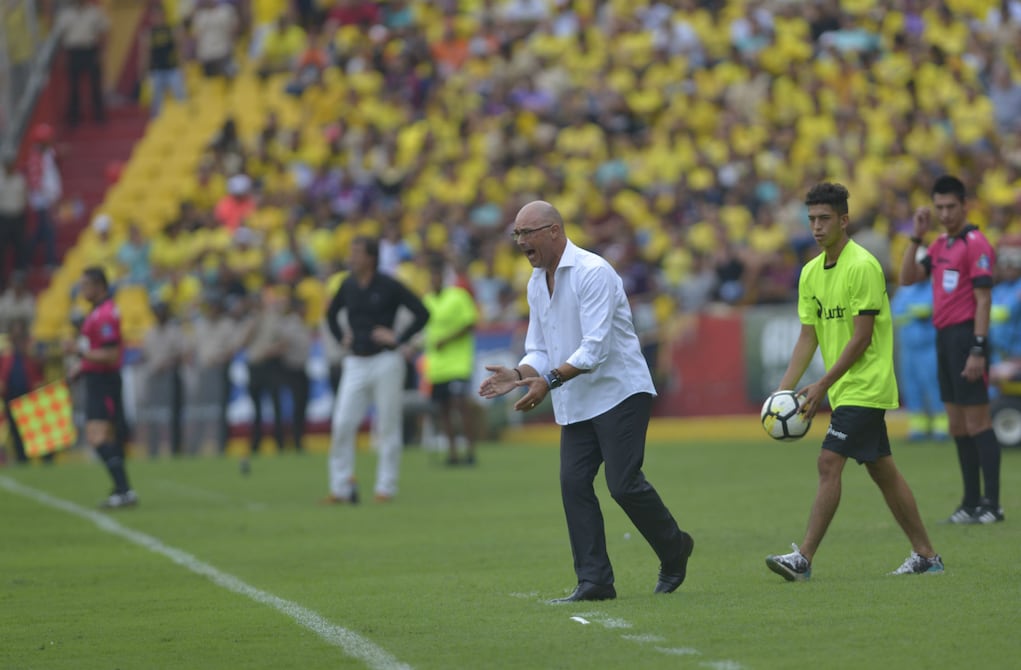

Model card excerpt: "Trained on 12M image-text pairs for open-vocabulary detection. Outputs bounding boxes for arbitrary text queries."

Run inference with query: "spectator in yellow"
[255,13,307,80]
[423,253,479,466]
[226,227,266,294]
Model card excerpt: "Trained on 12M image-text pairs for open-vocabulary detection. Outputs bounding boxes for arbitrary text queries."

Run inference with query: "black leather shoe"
[550,582,617,603]
[655,531,695,594]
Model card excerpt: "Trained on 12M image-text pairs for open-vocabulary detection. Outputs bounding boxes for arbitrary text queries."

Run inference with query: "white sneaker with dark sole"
[889,552,944,575]
[766,543,811,582]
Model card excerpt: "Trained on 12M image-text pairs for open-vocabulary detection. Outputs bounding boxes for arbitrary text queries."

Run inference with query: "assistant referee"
[900,175,1002,524]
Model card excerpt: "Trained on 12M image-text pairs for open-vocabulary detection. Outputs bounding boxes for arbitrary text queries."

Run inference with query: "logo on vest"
[942,269,959,293]
[811,296,846,320]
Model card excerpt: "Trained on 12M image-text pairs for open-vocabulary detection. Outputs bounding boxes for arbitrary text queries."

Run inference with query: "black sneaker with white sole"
[100,490,138,509]
[975,504,1005,524]
[943,505,980,525]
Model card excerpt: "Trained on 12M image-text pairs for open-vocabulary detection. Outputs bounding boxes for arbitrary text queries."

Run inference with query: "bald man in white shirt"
[479,201,694,602]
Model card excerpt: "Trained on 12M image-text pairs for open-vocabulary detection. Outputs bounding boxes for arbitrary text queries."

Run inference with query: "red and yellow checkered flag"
[9,381,77,457]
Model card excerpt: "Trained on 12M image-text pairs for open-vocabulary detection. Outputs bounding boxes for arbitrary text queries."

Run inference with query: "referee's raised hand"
[912,206,931,238]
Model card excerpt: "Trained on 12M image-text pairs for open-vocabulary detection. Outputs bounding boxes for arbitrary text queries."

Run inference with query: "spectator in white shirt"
[24,124,61,272]
[0,155,28,288]
[54,0,110,125]
[479,201,694,603]
[139,301,184,457]
[191,0,239,78]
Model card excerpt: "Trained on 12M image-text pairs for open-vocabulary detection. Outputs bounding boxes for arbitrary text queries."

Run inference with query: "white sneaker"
[889,552,944,575]
[100,490,139,509]
[766,543,811,582]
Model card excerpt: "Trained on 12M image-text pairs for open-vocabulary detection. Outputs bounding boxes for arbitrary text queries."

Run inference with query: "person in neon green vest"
[423,253,479,465]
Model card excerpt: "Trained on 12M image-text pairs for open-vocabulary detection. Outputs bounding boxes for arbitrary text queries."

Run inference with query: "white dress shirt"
[519,240,656,425]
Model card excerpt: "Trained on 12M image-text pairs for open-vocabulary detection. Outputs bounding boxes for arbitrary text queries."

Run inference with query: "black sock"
[96,442,131,494]
[974,429,1001,509]
[953,435,982,507]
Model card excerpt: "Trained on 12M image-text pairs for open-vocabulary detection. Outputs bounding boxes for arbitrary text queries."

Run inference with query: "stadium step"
[25,105,149,293]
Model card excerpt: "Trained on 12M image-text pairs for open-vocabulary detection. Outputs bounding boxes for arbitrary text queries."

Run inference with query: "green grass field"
[2,430,1019,670]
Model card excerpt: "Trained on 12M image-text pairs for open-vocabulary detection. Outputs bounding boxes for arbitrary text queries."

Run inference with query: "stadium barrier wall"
[114,307,828,440]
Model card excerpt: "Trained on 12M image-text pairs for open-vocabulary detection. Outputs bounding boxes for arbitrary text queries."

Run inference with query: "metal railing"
[0,0,61,156]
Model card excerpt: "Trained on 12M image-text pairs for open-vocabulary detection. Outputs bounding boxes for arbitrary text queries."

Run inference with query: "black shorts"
[821,406,891,465]
[936,321,989,405]
[84,372,122,422]
[431,379,470,403]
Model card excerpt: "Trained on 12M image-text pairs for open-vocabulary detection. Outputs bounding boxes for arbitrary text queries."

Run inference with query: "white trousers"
[328,350,406,498]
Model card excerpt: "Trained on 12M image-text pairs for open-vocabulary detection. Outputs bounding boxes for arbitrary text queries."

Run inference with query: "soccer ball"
[761,390,812,442]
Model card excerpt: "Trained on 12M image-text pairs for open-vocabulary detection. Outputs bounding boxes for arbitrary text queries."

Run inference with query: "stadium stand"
[20,0,1021,350]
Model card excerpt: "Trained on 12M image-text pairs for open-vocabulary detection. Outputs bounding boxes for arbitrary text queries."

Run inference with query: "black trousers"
[5,403,27,462]
[282,366,309,451]
[559,392,684,585]
[143,367,183,456]
[218,363,230,453]
[247,358,284,454]
[67,46,105,124]
[0,213,26,287]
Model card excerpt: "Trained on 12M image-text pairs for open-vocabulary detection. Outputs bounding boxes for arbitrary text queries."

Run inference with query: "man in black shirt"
[140,3,186,117]
[324,236,429,503]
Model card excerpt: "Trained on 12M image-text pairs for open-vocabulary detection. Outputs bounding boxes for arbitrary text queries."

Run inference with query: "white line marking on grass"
[512,593,744,668]
[508,591,540,599]
[621,634,666,644]
[0,476,412,670]
[575,612,633,630]
[655,647,701,656]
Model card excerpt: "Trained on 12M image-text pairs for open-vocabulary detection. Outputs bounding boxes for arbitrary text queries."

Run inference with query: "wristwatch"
[544,369,564,390]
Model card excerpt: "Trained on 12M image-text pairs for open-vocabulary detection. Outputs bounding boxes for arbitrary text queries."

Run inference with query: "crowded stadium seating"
[31,0,1021,345]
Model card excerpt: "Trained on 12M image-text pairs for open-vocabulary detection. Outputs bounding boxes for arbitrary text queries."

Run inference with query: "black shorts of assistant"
[821,406,891,465]
[84,371,122,422]
[936,321,989,406]
[431,379,471,403]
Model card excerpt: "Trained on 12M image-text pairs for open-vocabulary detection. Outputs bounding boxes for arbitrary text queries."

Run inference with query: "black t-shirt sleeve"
[324,279,348,343]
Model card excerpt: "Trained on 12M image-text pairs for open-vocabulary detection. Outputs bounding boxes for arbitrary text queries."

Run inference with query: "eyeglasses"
[510,223,555,241]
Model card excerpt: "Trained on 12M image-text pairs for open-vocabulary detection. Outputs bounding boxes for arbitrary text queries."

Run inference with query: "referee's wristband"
[971,335,987,357]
